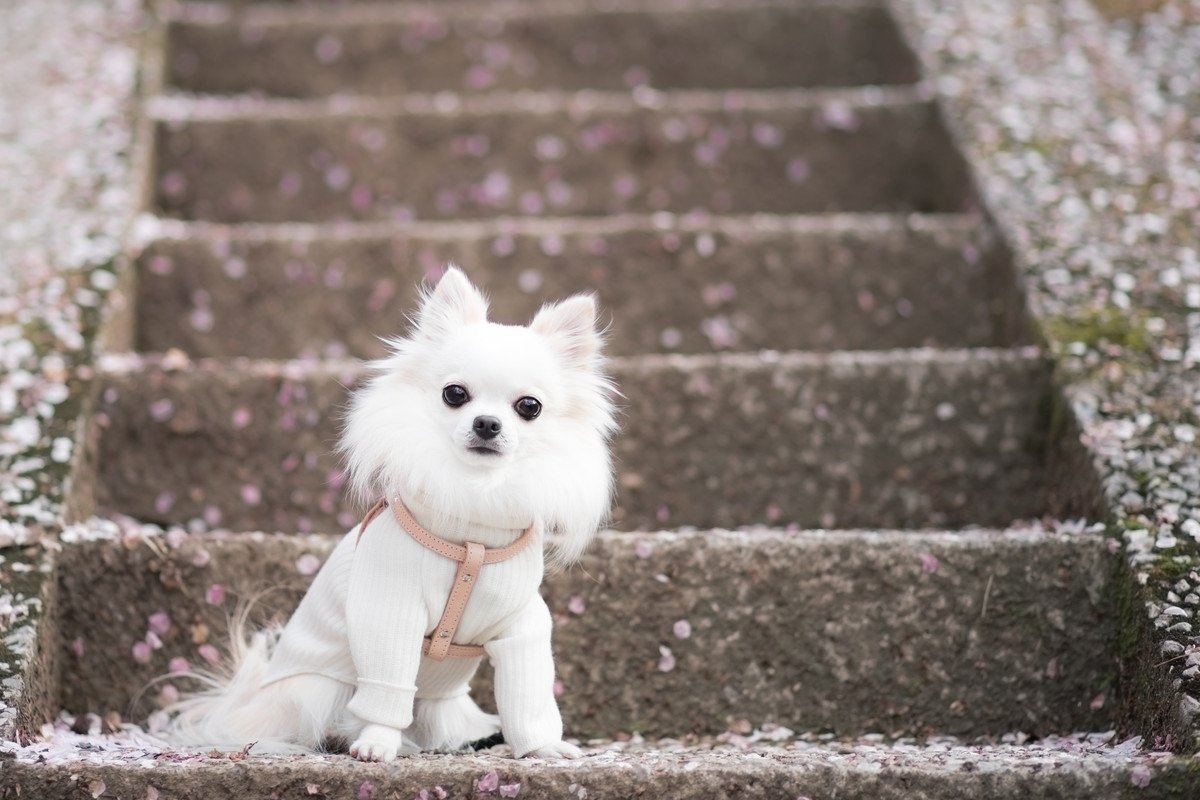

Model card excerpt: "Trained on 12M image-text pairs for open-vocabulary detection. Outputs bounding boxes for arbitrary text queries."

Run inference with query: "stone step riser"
[166,4,918,97]
[75,351,1095,534]
[58,529,1113,738]
[134,216,1030,358]
[151,100,973,223]
[4,756,1184,800]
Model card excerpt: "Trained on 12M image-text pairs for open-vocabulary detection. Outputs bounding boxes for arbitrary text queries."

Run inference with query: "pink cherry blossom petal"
[148,611,171,636]
[132,641,152,664]
[154,492,175,515]
[474,770,500,793]
[148,398,173,421]
[206,584,226,605]
[240,484,261,506]
[296,553,321,576]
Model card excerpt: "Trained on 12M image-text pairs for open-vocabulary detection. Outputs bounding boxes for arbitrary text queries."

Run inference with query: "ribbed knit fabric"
[261,497,561,753]
[486,599,564,757]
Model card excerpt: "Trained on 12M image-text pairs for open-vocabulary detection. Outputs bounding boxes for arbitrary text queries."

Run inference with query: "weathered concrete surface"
[134,214,1031,358]
[0,546,59,743]
[149,94,974,223]
[166,2,919,97]
[55,528,1114,739]
[1,746,1193,800]
[78,349,1085,534]
[611,349,1090,531]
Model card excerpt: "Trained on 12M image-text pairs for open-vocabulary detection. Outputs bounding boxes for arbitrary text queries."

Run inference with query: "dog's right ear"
[531,294,602,371]
[413,265,489,340]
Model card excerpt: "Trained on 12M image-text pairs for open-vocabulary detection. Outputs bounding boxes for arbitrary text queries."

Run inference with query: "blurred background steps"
[164,0,920,96]
[148,90,971,223]
[80,348,1084,533]
[36,0,1138,792]
[134,214,1029,358]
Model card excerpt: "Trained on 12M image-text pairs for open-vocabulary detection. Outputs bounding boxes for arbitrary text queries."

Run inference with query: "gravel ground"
[0,0,144,734]
[888,0,1200,751]
[0,0,141,539]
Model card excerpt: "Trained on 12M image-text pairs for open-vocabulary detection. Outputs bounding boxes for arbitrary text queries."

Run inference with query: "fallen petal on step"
[296,553,322,576]
[147,611,171,636]
[131,642,152,664]
[658,645,676,672]
[474,771,500,793]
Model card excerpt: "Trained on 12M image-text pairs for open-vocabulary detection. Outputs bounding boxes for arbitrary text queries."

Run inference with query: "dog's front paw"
[350,723,404,762]
[528,740,582,760]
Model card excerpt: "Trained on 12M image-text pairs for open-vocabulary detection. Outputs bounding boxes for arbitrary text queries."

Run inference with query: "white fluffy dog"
[164,267,616,761]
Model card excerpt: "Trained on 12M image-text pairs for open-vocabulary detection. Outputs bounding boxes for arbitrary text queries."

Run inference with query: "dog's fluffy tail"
[160,612,349,754]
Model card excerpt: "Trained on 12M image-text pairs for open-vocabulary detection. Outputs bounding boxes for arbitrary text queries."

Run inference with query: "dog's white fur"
[163,267,616,760]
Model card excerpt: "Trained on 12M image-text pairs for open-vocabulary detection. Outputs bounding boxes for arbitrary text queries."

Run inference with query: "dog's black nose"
[473,415,502,440]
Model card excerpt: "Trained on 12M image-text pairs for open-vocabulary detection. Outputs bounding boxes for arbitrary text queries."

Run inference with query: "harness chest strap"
[356,498,536,661]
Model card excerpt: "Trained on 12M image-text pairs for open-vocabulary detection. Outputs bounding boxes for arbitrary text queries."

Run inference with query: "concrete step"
[2,731,1185,800]
[56,526,1113,739]
[133,214,1030,359]
[75,348,1093,535]
[147,88,973,223]
[165,0,919,97]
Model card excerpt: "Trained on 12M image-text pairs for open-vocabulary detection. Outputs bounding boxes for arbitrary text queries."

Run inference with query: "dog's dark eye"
[442,384,470,408]
[514,396,542,420]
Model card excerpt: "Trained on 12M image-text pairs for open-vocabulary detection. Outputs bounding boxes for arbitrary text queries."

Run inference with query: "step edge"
[166,0,888,27]
[145,83,933,122]
[133,211,981,246]
[93,346,1049,379]
[0,735,1174,779]
[61,519,1104,548]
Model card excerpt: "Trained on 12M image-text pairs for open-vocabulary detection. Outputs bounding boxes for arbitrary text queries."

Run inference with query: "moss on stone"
[1041,308,1152,354]
[1111,538,1197,751]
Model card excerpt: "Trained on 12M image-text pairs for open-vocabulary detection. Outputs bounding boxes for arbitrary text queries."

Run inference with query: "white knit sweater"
[261,497,564,756]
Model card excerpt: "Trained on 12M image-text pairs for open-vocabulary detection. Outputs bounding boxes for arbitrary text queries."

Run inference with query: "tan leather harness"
[356,499,536,661]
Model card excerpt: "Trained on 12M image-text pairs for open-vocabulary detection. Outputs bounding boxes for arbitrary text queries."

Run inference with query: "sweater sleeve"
[344,522,427,730]
[485,596,564,757]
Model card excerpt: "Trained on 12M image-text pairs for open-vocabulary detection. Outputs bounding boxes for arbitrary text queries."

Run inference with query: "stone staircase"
[12,0,1187,796]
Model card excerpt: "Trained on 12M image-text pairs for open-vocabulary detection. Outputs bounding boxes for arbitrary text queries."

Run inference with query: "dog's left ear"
[531,295,602,369]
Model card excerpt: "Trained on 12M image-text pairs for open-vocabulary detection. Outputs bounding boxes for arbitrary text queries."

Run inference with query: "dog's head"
[341,266,617,564]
